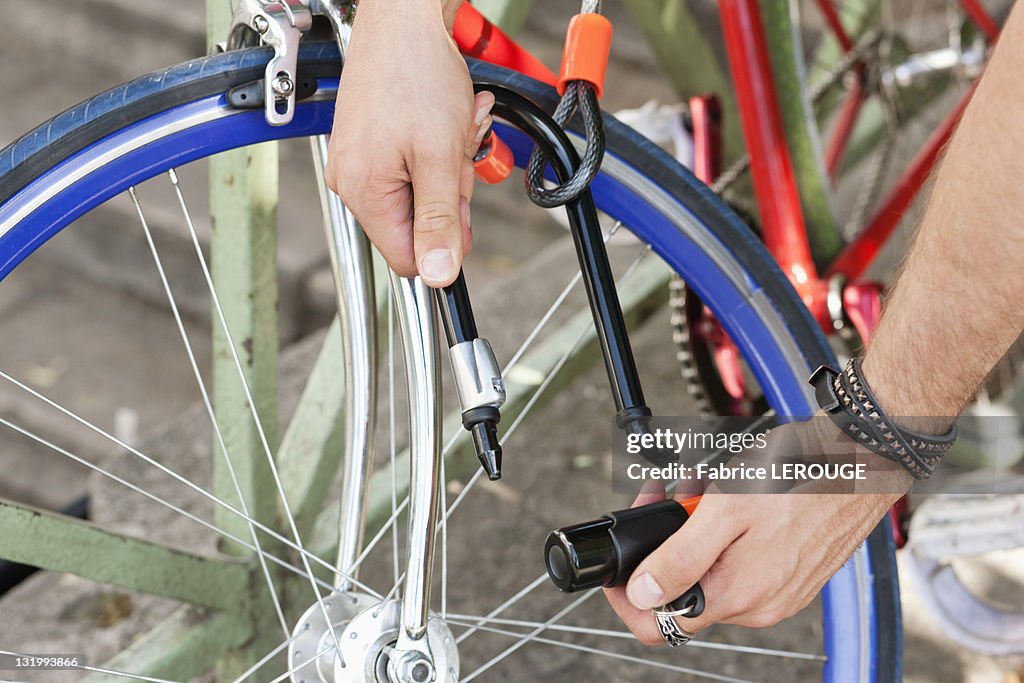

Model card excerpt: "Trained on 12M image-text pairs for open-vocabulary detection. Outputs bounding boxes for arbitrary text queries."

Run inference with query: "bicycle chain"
[668,274,715,416]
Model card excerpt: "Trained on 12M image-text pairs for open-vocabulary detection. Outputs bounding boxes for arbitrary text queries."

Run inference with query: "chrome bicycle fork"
[310,142,450,678]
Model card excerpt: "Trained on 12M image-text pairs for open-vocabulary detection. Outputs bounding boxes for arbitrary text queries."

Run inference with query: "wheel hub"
[289,594,458,683]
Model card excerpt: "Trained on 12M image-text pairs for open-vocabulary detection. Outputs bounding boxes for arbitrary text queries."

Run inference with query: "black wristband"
[808,358,956,480]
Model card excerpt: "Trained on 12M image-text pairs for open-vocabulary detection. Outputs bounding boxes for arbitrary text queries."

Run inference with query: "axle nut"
[392,652,435,683]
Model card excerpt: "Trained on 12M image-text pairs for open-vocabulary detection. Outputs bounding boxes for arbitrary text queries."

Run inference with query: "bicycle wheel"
[0,44,899,682]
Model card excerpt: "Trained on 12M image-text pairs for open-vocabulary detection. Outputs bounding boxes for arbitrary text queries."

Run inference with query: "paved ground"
[0,1,1022,682]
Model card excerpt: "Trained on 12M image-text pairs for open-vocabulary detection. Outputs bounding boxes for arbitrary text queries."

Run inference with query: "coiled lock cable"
[525,0,609,208]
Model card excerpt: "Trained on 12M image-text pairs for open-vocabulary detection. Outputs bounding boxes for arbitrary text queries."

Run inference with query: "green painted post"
[0,500,248,611]
[758,0,841,269]
[278,318,347,539]
[623,0,745,163]
[82,607,252,683]
[472,0,535,35]
[206,2,283,676]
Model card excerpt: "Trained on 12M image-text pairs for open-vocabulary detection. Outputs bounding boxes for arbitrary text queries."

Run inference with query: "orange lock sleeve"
[474,133,514,185]
[678,495,702,517]
[557,13,613,98]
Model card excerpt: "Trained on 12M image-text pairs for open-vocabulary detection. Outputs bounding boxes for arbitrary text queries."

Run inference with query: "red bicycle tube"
[473,130,514,184]
[688,94,723,184]
[453,3,557,86]
[557,13,613,98]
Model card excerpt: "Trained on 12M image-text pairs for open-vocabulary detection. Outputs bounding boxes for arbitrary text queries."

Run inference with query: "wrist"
[809,410,915,495]
[860,354,958,434]
[810,359,955,481]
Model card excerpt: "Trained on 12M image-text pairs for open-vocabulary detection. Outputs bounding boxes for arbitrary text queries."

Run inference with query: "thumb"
[410,152,468,287]
[631,479,666,507]
[625,504,739,611]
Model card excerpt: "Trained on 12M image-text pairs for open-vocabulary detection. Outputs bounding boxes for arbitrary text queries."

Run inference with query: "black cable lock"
[545,498,706,618]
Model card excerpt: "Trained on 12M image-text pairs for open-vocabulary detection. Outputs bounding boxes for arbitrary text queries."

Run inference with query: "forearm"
[863,2,1024,424]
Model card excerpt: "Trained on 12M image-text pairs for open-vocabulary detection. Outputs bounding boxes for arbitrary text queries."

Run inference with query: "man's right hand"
[325,0,493,287]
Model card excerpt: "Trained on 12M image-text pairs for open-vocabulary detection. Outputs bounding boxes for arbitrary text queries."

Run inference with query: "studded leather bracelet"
[808,357,956,480]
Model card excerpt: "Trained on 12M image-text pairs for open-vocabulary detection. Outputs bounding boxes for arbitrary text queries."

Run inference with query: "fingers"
[330,90,489,284]
[625,501,740,619]
[602,480,679,646]
[409,143,469,286]
[460,154,476,203]
[632,479,667,507]
[461,91,493,217]
[458,193,473,256]
[366,186,418,277]
[604,586,667,646]
[466,91,496,157]
[405,93,491,287]
[325,145,420,276]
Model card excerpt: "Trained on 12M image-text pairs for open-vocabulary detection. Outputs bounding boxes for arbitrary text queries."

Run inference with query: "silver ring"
[652,607,695,647]
[651,602,696,619]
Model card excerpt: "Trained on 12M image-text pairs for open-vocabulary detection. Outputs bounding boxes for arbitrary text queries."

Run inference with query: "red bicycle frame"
[452,0,997,338]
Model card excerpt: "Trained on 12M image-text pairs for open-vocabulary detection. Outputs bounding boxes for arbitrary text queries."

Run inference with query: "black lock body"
[545,499,705,617]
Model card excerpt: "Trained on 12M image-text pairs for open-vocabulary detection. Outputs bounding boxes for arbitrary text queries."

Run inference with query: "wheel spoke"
[0,415,370,599]
[443,244,652,524]
[0,367,378,593]
[444,619,762,683]
[130,185,289,638]
[445,614,826,661]
[168,170,346,661]
[275,318,351,536]
[440,452,448,619]
[0,497,246,611]
[0,648,176,683]
[85,604,251,683]
[378,242,655,606]
[228,631,303,683]
[460,589,599,682]
[266,643,334,683]
[348,497,409,579]
[454,573,549,645]
[388,283,401,586]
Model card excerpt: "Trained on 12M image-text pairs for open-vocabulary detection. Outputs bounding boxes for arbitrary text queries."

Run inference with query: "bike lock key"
[435,270,506,480]
[545,497,705,617]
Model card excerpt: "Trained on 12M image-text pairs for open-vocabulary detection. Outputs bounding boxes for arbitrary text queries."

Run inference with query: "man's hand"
[326,0,493,286]
[605,419,912,645]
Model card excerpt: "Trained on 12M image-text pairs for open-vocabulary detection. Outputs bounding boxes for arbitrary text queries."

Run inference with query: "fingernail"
[474,101,494,127]
[474,115,493,145]
[460,196,471,232]
[627,573,664,610]
[420,249,455,284]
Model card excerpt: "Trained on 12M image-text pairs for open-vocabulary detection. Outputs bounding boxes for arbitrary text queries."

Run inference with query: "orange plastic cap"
[679,495,701,517]
[557,13,613,98]
[474,133,514,185]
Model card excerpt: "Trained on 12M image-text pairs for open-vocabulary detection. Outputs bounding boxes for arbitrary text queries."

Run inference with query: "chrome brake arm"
[309,0,355,58]
[227,0,313,126]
